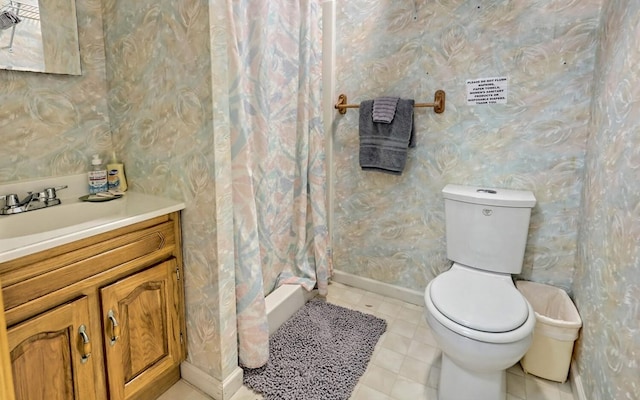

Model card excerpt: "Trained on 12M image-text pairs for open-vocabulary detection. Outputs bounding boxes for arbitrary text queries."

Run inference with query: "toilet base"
[438,354,507,400]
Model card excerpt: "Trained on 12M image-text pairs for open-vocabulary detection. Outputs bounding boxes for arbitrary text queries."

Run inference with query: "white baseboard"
[331,270,424,306]
[570,361,587,400]
[181,361,243,400]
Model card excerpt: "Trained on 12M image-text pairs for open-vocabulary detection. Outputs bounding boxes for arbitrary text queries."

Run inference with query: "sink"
[0,199,124,239]
[0,173,185,264]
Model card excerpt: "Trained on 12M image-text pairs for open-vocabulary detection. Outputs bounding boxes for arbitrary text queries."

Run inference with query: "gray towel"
[359,99,415,175]
[372,97,400,123]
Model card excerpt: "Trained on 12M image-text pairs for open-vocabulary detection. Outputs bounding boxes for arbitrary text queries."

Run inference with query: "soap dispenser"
[88,154,108,194]
[107,151,128,192]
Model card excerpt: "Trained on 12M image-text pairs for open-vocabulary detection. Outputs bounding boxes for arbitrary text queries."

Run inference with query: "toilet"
[424,184,537,400]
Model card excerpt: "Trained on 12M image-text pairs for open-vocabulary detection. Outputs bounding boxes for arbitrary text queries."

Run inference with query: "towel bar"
[335,90,446,115]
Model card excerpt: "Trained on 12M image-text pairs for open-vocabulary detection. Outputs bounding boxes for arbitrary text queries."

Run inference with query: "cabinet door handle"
[78,324,92,363]
[108,309,120,346]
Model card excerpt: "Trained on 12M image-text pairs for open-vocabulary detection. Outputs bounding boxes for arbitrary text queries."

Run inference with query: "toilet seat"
[430,265,529,333]
[424,264,535,344]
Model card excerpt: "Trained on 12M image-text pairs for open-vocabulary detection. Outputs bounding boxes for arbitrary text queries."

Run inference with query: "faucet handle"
[45,185,68,200]
[1,194,19,208]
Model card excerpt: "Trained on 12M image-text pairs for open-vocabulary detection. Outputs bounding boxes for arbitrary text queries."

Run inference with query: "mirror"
[0,0,81,75]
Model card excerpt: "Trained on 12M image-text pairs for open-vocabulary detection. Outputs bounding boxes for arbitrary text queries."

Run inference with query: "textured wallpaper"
[573,1,640,399]
[3,0,638,397]
[102,0,239,382]
[333,0,602,293]
[0,0,111,182]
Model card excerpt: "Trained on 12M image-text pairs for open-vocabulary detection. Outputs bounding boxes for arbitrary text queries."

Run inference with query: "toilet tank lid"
[442,184,536,208]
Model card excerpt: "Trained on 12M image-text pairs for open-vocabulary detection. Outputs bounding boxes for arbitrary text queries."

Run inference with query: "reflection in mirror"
[0,0,81,75]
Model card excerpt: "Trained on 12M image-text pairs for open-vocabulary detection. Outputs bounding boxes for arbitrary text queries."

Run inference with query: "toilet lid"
[430,268,529,333]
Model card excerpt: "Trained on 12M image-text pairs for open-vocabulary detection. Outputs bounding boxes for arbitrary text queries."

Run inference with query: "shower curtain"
[226,0,330,368]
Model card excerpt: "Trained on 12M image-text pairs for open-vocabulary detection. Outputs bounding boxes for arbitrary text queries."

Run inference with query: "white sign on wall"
[466,77,508,105]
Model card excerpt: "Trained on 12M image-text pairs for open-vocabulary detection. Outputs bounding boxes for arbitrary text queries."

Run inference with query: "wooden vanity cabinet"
[0,212,186,400]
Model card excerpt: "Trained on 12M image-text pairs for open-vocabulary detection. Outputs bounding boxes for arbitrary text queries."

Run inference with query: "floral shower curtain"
[226,0,330,368]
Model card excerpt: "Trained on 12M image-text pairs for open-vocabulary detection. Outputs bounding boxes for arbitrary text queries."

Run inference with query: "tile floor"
[158,282,575,400]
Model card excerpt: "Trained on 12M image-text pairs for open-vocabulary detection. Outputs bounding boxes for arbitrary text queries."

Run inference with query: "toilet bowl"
[424,264,535,400]
[425,184,537,400]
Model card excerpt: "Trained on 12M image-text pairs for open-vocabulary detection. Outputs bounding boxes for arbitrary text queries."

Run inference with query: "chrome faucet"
[1,185,68,215]
[18,192,40,211]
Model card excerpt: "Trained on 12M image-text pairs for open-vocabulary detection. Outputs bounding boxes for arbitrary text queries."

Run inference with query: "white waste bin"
[516,281,582,383]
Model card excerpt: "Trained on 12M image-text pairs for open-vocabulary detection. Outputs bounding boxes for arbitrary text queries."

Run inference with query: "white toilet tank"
[442,184,536,274]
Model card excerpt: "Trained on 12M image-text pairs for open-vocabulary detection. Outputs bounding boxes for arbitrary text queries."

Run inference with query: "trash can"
[516,280,582,383]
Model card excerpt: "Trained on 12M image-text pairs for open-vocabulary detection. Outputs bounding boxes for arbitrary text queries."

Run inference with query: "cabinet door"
[0,280,16,400]
[7,297,98,400]
[101,260,181,400]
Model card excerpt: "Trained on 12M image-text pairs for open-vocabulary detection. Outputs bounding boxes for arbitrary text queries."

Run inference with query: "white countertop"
[0,174,185,264]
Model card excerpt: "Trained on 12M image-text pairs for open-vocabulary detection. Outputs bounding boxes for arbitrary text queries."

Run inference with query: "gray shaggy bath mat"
[243,297,387,400]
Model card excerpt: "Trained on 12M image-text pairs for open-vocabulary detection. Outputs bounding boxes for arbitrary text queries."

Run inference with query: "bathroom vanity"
[0,175,186,400]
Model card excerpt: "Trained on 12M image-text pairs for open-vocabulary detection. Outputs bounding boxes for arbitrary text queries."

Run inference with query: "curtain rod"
[334,90,446,114]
